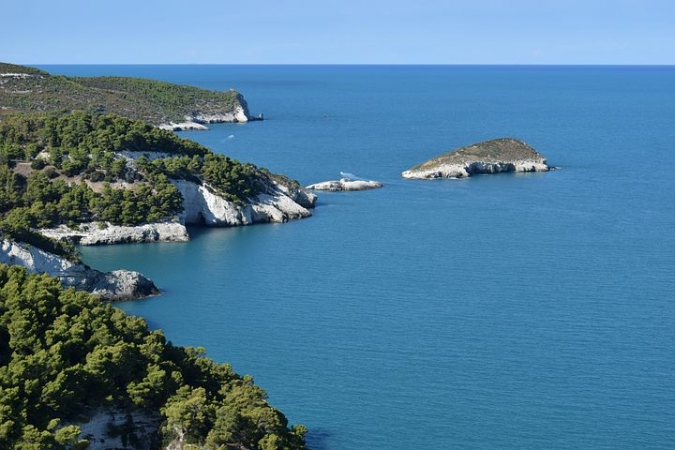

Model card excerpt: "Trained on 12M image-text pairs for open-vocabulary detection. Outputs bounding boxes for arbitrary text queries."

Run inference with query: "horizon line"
[23,62,675,68]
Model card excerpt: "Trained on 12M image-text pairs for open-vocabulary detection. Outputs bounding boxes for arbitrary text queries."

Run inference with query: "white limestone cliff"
[40,222,190,245]
[37,178,315,247]
[0,238,159,301]
[157,122,209,131]
[174,179,316,226]
[158,93,253,131]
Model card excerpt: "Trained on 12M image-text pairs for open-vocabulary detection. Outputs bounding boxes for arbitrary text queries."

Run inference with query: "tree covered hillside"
[0,111,268,256]
[0,63,249,125]
[0,264,307,449]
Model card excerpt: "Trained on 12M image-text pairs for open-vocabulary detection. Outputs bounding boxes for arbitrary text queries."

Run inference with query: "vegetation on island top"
[0,263,307,449]
[0,111,265,259]
[0,63,247,125]
[409,138,546,171]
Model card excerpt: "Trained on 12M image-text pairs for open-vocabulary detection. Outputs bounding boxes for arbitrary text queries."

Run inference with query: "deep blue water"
[42,65,675,449]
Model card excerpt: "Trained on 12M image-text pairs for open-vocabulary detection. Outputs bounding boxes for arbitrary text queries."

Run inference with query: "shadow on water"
[304,429,331,450]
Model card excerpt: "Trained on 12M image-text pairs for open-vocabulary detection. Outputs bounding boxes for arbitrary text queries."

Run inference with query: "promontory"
[0,62,256,129]
[402,138,552,179]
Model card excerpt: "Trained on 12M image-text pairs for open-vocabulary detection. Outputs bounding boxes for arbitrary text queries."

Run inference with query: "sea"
[40,65,675,450]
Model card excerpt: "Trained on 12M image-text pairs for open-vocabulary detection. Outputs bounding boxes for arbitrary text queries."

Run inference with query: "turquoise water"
[44,65,675,449]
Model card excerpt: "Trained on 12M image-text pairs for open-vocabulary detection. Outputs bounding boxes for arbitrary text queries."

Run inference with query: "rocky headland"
[0,238,159,301]
[37,176,317,246]
[157,93,257,131]
[402,138,552,180]
[0,62,258,128]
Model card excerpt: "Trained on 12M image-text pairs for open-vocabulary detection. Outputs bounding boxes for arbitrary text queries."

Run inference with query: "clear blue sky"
[4,0,674,65]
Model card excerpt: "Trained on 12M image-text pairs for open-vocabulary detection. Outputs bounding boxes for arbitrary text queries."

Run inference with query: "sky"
[3,0,674,65]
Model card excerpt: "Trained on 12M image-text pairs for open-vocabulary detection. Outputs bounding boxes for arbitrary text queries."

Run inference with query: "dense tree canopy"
[0,264,307,449]
[0,111,268,256]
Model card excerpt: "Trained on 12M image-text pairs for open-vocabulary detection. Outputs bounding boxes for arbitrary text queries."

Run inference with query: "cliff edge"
[0,238,159,301]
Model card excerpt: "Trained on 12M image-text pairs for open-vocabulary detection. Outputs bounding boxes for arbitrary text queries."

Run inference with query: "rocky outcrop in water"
[306,178,384,191]
[0,238,159,301]
[402,138,552,179]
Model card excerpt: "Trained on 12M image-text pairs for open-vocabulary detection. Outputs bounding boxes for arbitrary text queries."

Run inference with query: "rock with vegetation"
[0,111,315,231]
[0,263,307,449]
[401,137,552,179]
[0,62,255,128]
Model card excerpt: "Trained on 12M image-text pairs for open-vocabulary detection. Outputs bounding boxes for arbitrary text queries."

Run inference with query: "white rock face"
[40,222,190,245]
[39,179,313,244]
[174,179,313,226]
[69,408,161,450]
[0,73,37,78]
[157,121,209,131]
[306,178,384,191]
[158,102,251,131]
[402,159,550,179]
[174,180,252,225]
[0,239,158,301]
[274,180,318,208]
[191,106,250,124]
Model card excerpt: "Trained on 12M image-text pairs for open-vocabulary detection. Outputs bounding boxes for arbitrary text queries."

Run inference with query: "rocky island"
[306,176,383,192]
[402,137,552,179]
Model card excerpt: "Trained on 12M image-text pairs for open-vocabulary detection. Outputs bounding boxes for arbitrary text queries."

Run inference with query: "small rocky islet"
[402,137,552,179]
[306,177,383,192]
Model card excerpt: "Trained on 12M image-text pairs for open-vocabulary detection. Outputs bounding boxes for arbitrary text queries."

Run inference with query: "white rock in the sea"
[0,239,158,301]
[306,178,384,191]
[40,222,190,245]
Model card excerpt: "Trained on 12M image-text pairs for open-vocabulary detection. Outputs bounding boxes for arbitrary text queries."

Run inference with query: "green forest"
[0,63,248,125]
[0,111,266,259]
[0,264,307,449]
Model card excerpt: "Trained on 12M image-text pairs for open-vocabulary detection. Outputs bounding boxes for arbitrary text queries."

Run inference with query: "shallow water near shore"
[43,64,675,450]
